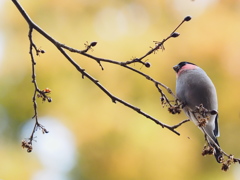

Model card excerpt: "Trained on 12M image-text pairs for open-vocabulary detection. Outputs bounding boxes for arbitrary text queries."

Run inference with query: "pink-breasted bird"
[173,61,222,163]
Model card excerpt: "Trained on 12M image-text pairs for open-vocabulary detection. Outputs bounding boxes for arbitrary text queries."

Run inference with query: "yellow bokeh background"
[0,0,240,179]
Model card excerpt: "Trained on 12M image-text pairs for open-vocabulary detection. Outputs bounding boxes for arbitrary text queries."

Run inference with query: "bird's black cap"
[173,61,196,73]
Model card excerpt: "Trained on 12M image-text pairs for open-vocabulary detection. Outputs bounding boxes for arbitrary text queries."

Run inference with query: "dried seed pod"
[47,97,52,103]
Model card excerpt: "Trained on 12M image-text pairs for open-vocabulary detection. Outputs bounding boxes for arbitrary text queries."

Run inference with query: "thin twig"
[12,0,240,171]
[190,104,240,170]
[12,0,188,149]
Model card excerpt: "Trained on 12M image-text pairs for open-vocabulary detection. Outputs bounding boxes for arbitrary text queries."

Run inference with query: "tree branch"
[12,0,239,171]
[12,0,191,155]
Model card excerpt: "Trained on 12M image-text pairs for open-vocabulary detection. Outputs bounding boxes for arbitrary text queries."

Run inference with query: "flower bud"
[171,32,180,38]
[90,41,97,47]
[145,62,151,68]
[184,16,192,22]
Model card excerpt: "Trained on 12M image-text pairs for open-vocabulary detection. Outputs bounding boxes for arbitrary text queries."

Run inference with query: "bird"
[173,61,223,163]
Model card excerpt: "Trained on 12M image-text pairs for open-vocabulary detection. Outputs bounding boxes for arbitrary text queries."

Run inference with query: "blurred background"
[0,0,240,179]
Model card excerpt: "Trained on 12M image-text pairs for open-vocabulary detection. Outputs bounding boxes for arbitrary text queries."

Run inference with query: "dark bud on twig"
[160,96,165,103]
[37,47,45,56]
[184,16,192,22]
[27,149,32,153]
[160,97,166,107]
[42,127,49,134]
[90,41,97,47]
[145,62,151,68]
[171,32,180,38]
[40,49,45,54]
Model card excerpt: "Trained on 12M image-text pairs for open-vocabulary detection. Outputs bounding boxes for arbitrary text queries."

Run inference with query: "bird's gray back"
[176,68,218,111]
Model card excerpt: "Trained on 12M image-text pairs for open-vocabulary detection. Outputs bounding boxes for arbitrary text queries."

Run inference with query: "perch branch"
[191,104,240,171]
[12,0,239,171]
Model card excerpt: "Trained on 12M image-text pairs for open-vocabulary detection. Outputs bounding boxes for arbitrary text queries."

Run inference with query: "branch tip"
[90,41,97,47]
[145,62,151,68]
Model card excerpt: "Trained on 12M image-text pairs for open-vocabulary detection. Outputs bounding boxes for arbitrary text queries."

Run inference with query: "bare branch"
[190,104,240,171]
[12,0,239,171]
[12,0,190,153]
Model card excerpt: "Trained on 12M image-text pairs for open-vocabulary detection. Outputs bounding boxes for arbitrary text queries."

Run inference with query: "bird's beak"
[173,65,179,73]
